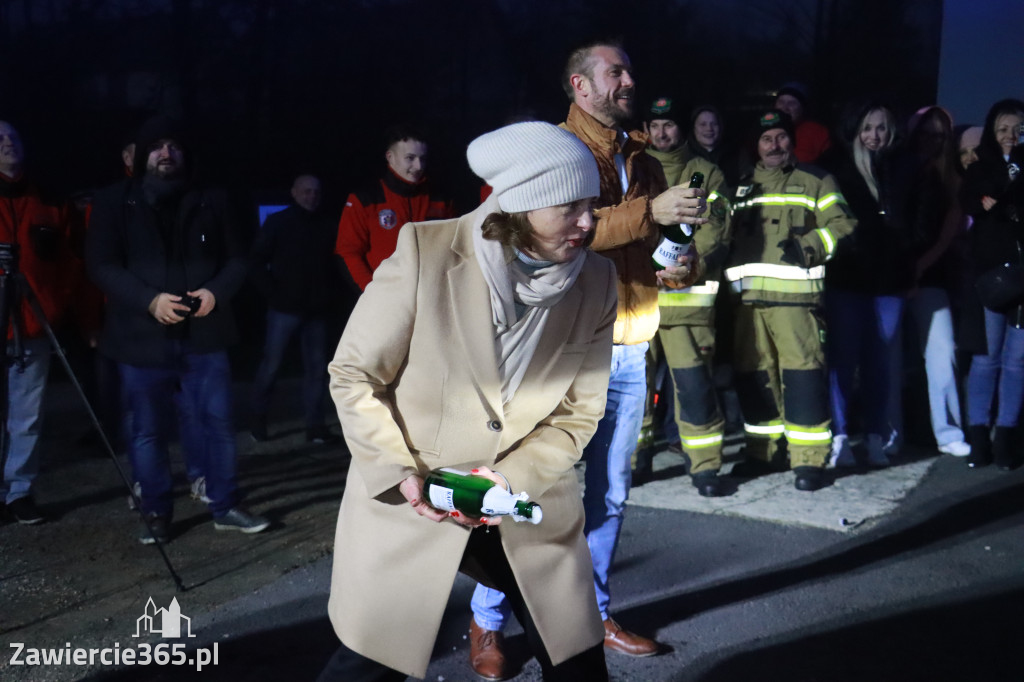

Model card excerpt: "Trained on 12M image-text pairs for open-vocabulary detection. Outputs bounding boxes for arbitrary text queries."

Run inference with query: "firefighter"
[643,95,733,497]
[726,110,856,491]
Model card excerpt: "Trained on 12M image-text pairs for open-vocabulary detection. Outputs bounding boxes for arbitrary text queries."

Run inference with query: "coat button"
[488,420,502,432]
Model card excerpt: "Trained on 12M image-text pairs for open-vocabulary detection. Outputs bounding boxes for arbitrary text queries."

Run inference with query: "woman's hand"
[399,475,449,522]
[399,473,502,528]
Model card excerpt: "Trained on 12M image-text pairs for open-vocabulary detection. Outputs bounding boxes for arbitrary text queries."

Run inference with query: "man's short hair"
[383,124,426,151]
[560,40,624,100]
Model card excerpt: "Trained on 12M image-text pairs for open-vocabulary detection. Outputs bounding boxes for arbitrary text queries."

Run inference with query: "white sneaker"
[938,440,971,457]
[829,435,856,468]
[866,434,889,467]
[190,476,212,504]
[883,428,901,456]
[127,481,142,511]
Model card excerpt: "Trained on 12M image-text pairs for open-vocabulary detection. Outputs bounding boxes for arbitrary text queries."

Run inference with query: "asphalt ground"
[2,373,1023,682]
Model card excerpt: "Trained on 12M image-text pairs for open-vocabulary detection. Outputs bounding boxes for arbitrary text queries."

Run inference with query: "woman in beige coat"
[318,122,618,681]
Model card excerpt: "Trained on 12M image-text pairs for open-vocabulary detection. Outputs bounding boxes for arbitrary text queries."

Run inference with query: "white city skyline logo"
[133,597,196,639]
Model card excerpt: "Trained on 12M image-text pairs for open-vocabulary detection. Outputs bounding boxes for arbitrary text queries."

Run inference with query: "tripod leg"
[15,273,185,591]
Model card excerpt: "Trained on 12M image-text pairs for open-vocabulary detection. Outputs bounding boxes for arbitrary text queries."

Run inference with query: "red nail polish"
[451,510,461,518]
[470,468,479,474]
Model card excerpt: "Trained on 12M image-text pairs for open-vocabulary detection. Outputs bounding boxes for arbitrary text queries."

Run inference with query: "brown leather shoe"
[603,617,661,657]
[469,619,508,680]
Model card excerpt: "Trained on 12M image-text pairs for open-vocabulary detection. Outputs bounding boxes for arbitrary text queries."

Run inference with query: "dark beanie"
[644,95,682,125]
[757,109,796,140]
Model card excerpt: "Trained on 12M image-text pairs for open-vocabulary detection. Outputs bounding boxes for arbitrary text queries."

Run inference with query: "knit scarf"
[471,195,585,403]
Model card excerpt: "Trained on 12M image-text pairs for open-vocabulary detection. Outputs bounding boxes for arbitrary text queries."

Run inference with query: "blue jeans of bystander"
[119,343,238,519]
[2,337,51,504]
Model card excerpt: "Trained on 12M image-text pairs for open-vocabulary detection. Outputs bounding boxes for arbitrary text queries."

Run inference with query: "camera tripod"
[0,242,185,590]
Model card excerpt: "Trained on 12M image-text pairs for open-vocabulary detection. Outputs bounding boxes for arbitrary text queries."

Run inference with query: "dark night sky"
[0,0,952,215]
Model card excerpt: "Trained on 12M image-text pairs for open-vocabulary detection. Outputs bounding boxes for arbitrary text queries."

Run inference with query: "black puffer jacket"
[86,117,246,367]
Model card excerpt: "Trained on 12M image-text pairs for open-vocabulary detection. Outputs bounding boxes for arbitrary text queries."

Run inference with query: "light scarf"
[471,200,585,403]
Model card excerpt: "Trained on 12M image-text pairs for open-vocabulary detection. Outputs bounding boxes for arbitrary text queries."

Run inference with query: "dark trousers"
[119,343,237,518]
[317,527,608,682]
[250,310,329,428]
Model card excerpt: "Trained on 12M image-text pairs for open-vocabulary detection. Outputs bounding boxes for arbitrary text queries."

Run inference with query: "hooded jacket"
[86,117,247,366]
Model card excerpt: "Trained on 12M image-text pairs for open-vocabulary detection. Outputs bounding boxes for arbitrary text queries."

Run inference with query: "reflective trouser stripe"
[745,421,785,437]
[785,427,832,445]
[682,433,724,449]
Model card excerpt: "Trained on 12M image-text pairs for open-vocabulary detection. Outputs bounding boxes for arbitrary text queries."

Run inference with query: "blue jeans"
[470,342,649,628]
[826,290,904,437]
[895,287,965,446]
[583,342,648,621]
[119,343,238,518]
[967,308,1024,427]
[2,338,51,504]
[251,310,329,428]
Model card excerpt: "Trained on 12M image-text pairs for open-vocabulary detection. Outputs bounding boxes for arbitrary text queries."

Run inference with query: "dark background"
[0,0,944,215]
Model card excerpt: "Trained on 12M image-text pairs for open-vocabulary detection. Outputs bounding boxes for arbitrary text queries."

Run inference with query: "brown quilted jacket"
[563,103,668,344]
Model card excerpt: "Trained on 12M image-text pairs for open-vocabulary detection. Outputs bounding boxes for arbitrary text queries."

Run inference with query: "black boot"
[967,425,992,468]
[992,426,1019,470]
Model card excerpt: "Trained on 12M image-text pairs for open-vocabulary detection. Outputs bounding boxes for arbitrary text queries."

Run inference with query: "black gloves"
[777,238,813,268]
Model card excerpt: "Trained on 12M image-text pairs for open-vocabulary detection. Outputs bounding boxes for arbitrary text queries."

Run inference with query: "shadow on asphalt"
[683,582,1024,682]
[85,477,1024,682]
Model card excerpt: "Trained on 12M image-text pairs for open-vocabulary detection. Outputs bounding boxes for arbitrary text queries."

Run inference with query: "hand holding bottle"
[400,466,508,527]
[423,467,543,525]
[650,184,707,228]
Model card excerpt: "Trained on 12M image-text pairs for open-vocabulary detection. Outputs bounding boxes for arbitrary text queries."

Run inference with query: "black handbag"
[975,262,1024,310]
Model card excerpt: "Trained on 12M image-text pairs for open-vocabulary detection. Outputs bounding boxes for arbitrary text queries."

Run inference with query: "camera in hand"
[178,294,202,317]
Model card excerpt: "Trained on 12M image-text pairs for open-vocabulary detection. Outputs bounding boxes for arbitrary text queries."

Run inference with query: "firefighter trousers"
[658,322,724,474]
[733,304,831,469]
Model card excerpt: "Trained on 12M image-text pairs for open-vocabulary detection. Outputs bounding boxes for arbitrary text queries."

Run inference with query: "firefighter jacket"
[335,169,454,291]
[726,161,855,306]
[563,103,668,345]
[646,145,731,326]
[0,173,77,341]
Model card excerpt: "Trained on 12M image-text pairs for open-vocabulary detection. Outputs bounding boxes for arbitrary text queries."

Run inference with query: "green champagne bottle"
[652,171,705,271]
[423,467,543,525]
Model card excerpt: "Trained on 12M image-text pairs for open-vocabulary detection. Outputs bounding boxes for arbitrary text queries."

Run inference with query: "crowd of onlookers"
[2,34,1023,680]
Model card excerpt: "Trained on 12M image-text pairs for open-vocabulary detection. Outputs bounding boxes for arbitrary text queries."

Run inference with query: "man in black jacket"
[249,174,339,443]
[86,116,268,544]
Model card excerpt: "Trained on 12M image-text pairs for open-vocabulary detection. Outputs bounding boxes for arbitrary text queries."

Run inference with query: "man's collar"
[566,103,647,155]
[382,166,427,197]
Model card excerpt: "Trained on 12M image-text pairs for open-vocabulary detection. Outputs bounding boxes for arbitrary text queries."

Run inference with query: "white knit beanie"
[466,121,600,213]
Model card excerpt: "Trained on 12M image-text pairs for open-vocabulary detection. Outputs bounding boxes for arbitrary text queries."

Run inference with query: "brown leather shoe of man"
[603,617,661,657]
[469,619,508,680]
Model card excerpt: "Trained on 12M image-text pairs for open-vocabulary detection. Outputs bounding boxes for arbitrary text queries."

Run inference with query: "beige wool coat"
[326,197,617,678]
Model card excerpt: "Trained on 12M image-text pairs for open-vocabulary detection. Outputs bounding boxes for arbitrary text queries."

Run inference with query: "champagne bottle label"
[652,230,693,269]
[652,171,704,272]
[423,467,543,524]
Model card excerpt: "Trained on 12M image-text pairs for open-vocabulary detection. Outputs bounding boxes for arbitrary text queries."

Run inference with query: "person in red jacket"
[334,125,454,291]
[0,120,77,525]
[775,82,832,164]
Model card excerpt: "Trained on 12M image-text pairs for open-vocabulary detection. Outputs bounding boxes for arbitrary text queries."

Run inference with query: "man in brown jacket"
[468,42,707,676]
